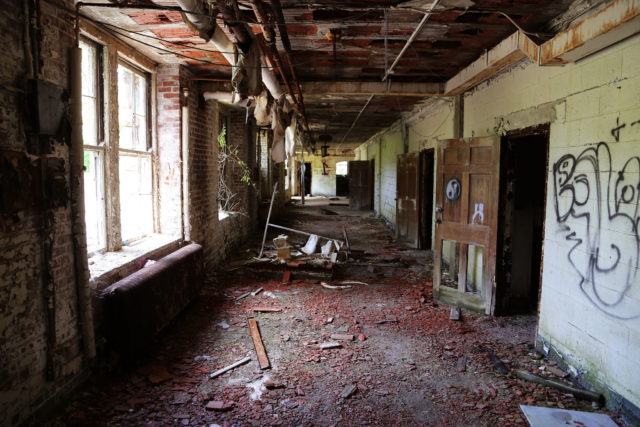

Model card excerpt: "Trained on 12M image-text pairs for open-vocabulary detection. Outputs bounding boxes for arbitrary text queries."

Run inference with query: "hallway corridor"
[48,203,619,426]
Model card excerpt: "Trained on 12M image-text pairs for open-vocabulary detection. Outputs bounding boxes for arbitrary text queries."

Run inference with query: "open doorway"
[299,162,311,196]
[419,149,435,250]
[335,161,349,196]
[496,126,549,315]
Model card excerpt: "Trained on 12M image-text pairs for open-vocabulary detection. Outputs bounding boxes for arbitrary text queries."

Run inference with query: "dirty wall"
[0,0,88,425]
[355,33,640,415]
[306,154,352,197]
[463,34,640,414]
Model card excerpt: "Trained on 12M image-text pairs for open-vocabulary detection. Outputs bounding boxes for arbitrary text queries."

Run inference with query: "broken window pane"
[118,64,148,151]
[336,161,348,175]
[440,240,460,289]
[119,153,153,243]
[84,149,105,252]
[466,244,483,295]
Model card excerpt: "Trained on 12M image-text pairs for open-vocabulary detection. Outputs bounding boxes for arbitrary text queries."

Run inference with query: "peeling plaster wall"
[0,0,88,425]
[463,34,640,415]
[308,154,353,197]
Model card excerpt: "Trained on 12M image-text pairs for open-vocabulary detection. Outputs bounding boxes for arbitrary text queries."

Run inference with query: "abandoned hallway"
[46,202,621,426]
[2,0,640,425]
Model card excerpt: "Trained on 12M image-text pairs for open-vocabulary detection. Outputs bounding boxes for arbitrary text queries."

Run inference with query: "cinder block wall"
[463,35,640,414]
[355,33,640,416]
[0,0,88,425]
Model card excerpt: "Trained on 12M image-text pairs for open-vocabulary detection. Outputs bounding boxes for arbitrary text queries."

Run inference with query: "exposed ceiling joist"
[301,81,443,96]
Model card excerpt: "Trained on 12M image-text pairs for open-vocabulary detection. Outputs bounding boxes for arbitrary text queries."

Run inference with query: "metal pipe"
[259,183,278,258]
[250,1,298,104]
[70,45,96,359]
[382,0,441,82]
[268,224,344,245]
[267,0,309,132]
[338,94,374,146]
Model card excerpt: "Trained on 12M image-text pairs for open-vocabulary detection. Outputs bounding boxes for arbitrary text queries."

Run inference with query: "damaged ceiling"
[79,0,580,152]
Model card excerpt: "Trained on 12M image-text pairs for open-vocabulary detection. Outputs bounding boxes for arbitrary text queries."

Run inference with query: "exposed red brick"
[150,27,199,39]
[286,24,317,36]
[345,26,381,36]
[127,11,183,25]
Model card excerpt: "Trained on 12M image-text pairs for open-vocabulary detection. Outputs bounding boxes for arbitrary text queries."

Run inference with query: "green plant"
[217,125,254,213]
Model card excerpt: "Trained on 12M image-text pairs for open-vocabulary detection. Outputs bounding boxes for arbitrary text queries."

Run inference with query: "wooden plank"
[248,318,270,369]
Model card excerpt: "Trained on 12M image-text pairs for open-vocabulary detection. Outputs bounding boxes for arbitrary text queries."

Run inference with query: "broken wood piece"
[209,356,251,379]
[282,270,291,283]
[487,352,509,374]
[320,208,339,215]
[251,287,263,296]
[340,384,357,399]
[248,318,270,369]
[235,292,251,301]
[513,369,603,402]
[252,307,282,313]
[546,365,569,378]
[342,227,350,252]
[330,334,354,341]
[320,282,351,290]
[318,342,342,350]
[339,280,369,286]
[374,319,398,324]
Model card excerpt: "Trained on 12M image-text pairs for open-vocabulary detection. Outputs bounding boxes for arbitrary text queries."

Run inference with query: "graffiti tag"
[553,140,640,320]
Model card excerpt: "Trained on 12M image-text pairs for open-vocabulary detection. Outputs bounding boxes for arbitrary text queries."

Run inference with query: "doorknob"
[435,207,443,213]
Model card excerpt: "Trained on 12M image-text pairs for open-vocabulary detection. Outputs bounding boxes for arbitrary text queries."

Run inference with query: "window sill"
[88,233,181,283]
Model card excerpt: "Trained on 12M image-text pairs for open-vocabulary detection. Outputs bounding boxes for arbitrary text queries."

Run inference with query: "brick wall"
[157,64,183,237]
[0,0,87,425]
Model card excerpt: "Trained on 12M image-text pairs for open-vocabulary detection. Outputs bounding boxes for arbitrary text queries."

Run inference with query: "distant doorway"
[419,149,435,250]
[336,161,349,196]
[297,162,311,196]
[496,127,549,315]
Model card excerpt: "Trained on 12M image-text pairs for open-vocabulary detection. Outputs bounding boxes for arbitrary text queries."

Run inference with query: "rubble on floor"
[48,204,627,426]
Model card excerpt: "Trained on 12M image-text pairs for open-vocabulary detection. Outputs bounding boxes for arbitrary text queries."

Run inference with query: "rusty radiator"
[101,243,203,362]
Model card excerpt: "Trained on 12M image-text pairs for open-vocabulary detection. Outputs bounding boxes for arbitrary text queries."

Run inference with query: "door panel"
[434,136,501,315]
[348,160,373,210]
[396,153,419,247]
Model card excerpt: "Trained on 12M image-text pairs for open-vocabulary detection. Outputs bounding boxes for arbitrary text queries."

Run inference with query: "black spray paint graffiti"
[553,142,640,320]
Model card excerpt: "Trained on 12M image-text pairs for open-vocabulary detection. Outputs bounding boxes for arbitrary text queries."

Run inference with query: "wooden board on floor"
[248,318,270,369]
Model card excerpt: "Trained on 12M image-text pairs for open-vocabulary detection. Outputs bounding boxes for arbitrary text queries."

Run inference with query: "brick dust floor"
[48,202,626,426]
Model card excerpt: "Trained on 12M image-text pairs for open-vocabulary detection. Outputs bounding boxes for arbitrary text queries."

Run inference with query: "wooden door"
[434,136,501,315]
[348,160,373,210]
[396,153,420,247]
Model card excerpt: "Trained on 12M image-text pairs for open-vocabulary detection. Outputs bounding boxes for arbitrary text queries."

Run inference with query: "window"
[80,39,106,253]
[117,63,153,243]
[336,161,348,176]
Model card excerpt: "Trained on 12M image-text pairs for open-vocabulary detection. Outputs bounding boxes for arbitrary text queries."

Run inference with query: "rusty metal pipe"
[250,1,295,101]
[382,0,441,82]
[267,0,309,132]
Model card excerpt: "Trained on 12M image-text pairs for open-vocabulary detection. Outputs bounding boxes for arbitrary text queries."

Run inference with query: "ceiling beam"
[301,81,443,96]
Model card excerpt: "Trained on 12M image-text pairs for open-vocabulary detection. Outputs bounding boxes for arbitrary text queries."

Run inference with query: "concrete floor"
[49,202,624,426]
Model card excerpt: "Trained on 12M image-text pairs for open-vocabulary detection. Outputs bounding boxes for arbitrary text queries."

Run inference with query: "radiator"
[101,243,203,362]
